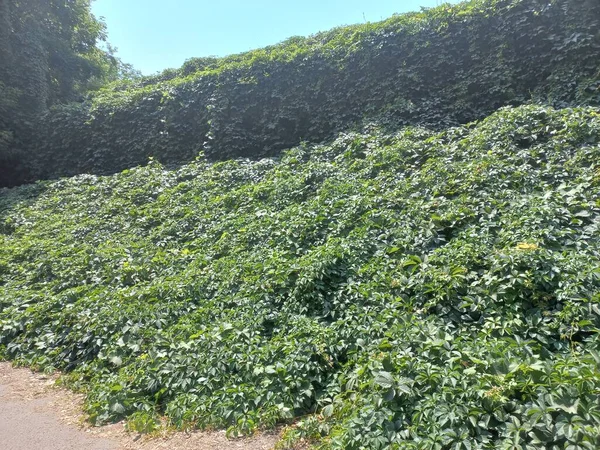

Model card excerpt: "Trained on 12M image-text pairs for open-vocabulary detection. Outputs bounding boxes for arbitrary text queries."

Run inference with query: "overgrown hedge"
[14,0,599,185]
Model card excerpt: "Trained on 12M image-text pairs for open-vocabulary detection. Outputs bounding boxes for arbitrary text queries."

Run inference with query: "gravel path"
[0,362,279,450]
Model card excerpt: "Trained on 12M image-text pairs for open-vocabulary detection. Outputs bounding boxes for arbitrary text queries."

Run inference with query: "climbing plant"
[1,105,599,448]
[14,0,598,186]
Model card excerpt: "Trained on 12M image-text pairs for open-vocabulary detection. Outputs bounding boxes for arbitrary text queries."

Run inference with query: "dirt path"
[0,362,279,450]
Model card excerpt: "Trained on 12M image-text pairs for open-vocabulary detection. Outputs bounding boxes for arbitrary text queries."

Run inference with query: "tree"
[0,0,131,186]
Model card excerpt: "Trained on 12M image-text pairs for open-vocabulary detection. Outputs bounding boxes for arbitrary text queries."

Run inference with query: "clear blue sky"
[92,0,457,75]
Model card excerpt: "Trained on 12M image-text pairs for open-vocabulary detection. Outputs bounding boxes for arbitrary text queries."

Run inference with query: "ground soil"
[0,362,280,450]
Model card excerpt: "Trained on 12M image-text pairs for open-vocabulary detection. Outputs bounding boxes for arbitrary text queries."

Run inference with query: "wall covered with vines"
[3,0,600,186]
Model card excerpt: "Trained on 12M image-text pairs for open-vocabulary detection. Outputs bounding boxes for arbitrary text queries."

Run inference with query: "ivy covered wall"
[6,0,600,186]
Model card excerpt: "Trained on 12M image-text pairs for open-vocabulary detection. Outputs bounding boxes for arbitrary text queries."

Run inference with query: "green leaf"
[109,355,123,367]
[383,388,396,402]
[374,371,395,389]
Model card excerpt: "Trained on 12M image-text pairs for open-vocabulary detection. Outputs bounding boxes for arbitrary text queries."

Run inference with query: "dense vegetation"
[1,105,599,448]
[1,0,600,448]
[0,0,138,187]
[2,0,598,187]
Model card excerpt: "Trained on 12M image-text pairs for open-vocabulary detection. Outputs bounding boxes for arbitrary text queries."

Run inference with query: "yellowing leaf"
[515,242,539,251]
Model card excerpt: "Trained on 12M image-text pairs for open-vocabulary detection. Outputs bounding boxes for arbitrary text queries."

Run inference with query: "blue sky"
[92,0,456,75]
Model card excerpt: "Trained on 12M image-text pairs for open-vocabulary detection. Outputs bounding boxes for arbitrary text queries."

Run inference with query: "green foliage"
[10,0,598,187]
[1,105,599,448]
[0,0,135,187]
[125,411,161,434]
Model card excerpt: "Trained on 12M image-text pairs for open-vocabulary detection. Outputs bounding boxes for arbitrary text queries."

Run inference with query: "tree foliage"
[0,0,136,186]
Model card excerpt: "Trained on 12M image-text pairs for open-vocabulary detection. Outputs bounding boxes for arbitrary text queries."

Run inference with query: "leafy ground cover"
[1,105,600,448]
[16,0,599,186]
